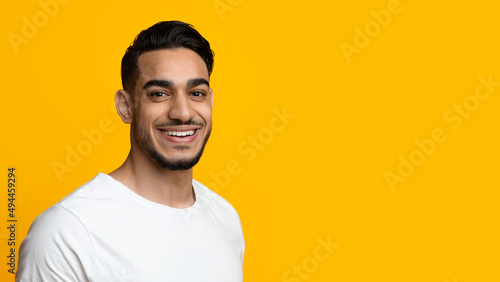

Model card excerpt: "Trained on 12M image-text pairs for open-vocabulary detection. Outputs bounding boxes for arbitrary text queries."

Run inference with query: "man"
[17,21,245,281]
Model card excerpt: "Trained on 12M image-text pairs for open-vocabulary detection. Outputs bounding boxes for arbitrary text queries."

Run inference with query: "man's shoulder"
[24,173,118,239]
[23,173,110,243]
[17,204,94,281]
[193,180,242,222]
[57,173,121,213]
[194,180,236,208]
[30,203,83,231]
[16,174,115,280]
[194,180,245,261]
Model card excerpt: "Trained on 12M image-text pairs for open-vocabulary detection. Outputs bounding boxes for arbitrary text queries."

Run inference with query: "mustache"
[155,119,204,127]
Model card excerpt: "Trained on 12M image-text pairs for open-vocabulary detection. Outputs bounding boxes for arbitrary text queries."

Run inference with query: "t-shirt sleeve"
[16,204,94,282]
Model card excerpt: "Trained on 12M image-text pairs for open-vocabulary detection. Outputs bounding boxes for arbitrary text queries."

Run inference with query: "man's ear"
[115,89,133,124]
[209,88,214,108]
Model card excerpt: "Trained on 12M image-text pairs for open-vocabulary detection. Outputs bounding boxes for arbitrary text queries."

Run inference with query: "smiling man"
[17,21,245,281]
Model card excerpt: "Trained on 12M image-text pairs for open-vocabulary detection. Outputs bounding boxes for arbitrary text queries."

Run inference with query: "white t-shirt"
[16,173,245,282]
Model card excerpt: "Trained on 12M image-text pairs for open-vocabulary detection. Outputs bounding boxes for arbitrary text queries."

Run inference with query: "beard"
[132,117,211,171]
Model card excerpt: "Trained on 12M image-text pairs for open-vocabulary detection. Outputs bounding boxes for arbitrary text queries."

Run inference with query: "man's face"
[130,48,213,170]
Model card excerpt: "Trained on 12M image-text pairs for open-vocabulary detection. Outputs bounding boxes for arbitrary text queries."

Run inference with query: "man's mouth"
[159,129,196,137]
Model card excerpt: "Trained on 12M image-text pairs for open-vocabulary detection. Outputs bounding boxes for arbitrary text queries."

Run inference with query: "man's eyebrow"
[142,79,174,90]
[187,78,210,88]
[142,78,209,90]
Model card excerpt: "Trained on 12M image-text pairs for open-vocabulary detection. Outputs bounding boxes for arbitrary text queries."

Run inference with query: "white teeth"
[163,130,195,137]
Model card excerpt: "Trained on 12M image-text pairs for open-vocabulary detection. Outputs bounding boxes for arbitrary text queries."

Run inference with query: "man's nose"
[168,94,195,121]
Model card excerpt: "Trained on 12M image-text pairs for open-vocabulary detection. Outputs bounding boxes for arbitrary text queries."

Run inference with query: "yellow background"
[1,0,499,281]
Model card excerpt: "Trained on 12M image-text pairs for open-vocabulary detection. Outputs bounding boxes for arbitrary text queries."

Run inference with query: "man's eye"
[151,91,166,97]
[191,91,205,97]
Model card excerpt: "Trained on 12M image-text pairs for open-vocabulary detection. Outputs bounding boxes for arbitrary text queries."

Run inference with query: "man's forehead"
[137,48,209,80]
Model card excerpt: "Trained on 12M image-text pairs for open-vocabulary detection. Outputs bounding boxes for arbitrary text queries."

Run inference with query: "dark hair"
[121,21,214,94]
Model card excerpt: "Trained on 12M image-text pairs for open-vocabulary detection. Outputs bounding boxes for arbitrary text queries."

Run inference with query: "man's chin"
[147,149,203,171]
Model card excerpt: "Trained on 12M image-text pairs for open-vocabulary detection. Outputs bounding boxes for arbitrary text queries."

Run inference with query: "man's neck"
[108,151,195,209]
